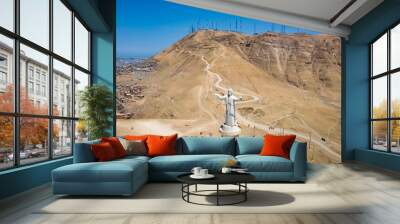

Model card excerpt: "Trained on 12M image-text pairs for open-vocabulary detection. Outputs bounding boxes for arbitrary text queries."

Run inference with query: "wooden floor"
[1,162,400,224]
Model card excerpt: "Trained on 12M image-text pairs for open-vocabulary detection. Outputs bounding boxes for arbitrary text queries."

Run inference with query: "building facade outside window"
[28,81,33,94]
[0,0,91,170]
[0,71,6,85]
[370,22,400,154]
[0,54,8,91]
[28,66,34,79]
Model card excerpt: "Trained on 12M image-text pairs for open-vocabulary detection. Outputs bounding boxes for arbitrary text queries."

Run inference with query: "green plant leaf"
[79,84,114,140]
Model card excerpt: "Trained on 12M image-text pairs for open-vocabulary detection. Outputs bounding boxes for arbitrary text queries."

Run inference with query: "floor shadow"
[55,184,299,204]
[56,183,182,200]
[203,190,295,207]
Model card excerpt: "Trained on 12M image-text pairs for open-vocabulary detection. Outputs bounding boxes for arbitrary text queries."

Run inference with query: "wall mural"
[116,0,341,163]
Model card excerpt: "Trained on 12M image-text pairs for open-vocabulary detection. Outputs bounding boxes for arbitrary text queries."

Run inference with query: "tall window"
[371,23,400,153]
[0,0,91,170]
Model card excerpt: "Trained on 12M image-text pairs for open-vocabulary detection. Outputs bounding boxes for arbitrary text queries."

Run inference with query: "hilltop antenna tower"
[235,17,238,32]
[197,18,200,30]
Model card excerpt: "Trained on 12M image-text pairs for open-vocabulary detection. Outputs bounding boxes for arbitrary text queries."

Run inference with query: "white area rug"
[38,183,362,214]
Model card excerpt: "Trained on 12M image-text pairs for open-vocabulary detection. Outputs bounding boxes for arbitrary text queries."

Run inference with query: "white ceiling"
[168,0,384,37]
[229,0,352,22]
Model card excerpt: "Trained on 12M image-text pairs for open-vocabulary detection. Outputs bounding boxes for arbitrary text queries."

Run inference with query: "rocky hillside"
[117,30,341,163]
[158,30,341,102]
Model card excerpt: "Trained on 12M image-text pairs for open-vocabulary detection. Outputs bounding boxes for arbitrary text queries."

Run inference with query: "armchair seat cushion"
[149,154,235,172]
[236,155,293,172]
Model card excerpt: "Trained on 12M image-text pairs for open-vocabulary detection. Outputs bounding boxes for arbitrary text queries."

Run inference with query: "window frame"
[370,21,400,154]
[0,0,92,171]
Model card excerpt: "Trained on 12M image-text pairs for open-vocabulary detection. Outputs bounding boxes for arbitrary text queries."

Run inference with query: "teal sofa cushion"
[116,155,150,163]
[289,141,307,181]
[178,136,236,155]
[53,163,132,183]
[53,159,147,183]
[149,154,235,172]
[236,136,263,155]
[52,157,148,195]
[73,139,100,163]
[236,155,293,172]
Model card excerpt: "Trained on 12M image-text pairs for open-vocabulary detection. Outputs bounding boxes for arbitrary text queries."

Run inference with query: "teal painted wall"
[344,0,400,171]
[91,0,116,135]
[343,43,369,160]
[92,32,115,135]
[355,149,400,172]
[0,158,72,199]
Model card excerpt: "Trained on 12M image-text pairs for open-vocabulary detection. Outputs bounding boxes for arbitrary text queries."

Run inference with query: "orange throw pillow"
[260,134,296,159]
[101,137,127,158]
[146,134,178,157]
[124,135,149,141]
[91,142,117,162]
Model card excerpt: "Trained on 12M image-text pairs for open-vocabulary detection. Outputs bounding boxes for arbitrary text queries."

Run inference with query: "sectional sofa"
[52,136,307,196]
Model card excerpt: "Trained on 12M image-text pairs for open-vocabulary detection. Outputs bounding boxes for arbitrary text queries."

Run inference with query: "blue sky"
[117,0,318,58]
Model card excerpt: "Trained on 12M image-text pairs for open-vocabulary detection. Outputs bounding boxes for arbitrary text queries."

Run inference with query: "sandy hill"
[117,30,341,163]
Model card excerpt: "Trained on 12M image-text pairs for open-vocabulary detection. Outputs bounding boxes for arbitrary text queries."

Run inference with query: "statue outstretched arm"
[215,93,226,100]
[232,95,242,101]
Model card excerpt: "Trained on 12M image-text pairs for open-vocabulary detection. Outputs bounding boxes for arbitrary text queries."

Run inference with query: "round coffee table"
[177,173,255,206]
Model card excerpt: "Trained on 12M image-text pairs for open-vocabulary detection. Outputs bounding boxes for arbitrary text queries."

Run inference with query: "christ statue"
[216,89,242,136]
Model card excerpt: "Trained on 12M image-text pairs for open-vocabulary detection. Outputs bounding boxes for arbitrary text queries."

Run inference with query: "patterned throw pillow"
[119,138,147,156]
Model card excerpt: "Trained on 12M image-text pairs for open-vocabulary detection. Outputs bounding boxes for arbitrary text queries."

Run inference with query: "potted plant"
[79,84,113,140]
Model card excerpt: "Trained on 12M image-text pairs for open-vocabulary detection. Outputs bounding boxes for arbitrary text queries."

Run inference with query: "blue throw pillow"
[179,136,236,155]
[236,136,264,155]
[73,139,100,163]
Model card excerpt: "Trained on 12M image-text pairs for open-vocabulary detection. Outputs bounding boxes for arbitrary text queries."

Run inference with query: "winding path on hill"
[198,48,340,161]
[201,56,260,105]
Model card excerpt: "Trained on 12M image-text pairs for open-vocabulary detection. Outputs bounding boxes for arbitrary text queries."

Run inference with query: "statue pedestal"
[219,124,241,137]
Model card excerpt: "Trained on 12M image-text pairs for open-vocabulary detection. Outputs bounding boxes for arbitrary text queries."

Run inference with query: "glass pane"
[20,0,49,49]
[0,0,14,31]
[53,59,72,117]
[74,18,89,70]
[53,0,72,60]
[53,119,72,158]
[20,117,49,165]
[372,76,387,119]
[392,24,400,70]
[391,72,400,118]
[75,120,88,143]
[0,34,14,112]
[74,69,89,118]
[391,120,400,153]
[20,44,49,115]
[0,116,14,170]
[372,121,388,151]
[372,33,387,76]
